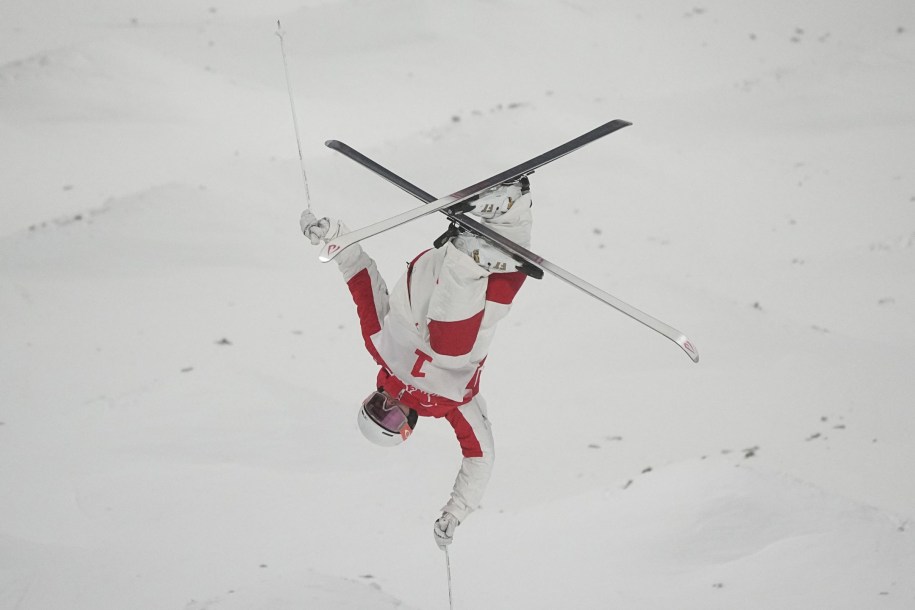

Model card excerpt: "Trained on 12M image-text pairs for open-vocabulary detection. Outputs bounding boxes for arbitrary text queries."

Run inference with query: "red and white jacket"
[338,240,526,416]
[334,199,532,521]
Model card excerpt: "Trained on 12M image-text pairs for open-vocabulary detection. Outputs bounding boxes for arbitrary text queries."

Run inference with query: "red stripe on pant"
[428,310,485,357]
[486,271,526,304]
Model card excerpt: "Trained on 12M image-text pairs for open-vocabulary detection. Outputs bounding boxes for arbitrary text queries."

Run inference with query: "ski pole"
[445,547,454,610]
[275,20,313,210]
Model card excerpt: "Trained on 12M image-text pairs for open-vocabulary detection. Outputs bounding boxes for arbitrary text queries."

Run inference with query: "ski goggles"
[362,390,417,437]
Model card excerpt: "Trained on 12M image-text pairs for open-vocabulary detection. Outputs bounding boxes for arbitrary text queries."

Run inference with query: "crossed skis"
[319,120,699,363]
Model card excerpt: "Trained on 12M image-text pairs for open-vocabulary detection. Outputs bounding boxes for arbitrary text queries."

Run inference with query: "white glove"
[300,210,344,245]
[433,512,460,550]
[470,182,523,219]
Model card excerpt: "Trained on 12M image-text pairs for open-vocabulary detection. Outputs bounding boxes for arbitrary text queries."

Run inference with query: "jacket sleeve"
[335,243,389,366]
[441,396,495,523]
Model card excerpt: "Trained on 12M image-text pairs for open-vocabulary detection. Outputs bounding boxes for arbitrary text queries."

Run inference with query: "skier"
[300,179,533,550]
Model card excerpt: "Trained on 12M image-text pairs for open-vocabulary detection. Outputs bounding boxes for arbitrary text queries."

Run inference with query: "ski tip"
[677,336,700,363]
[324,140,337,148]
[605,119,633,130]
[317,241,342,263]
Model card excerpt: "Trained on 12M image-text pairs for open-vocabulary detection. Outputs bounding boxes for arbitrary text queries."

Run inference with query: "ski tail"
[326,140,437,203]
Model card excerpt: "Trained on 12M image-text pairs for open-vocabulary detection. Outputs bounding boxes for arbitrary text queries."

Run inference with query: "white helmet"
[358,390,417,447]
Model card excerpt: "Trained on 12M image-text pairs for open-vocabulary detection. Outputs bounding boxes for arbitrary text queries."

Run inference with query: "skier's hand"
[300,210,343,245]
[433,512,459,550]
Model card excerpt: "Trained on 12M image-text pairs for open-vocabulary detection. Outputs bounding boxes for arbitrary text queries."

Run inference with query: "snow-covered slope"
[2,1,914,608]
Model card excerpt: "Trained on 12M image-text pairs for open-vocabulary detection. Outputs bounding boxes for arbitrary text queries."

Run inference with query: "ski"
[324,139,700,363]
[326,139,545,279]
[318,119,632,262]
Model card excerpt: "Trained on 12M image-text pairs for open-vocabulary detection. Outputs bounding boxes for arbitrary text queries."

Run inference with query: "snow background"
[2,0,914,608]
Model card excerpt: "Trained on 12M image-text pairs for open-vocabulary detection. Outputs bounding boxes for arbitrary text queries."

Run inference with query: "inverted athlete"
[300,178,533,550]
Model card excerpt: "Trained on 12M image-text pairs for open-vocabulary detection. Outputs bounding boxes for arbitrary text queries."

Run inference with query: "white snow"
[2,0,914,608]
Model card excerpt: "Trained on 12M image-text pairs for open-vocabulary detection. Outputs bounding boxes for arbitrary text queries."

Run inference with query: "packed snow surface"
[2,0,914,608]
